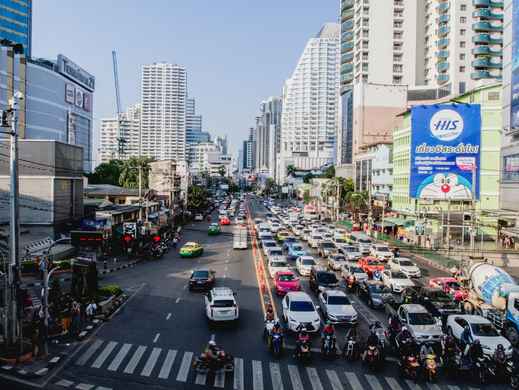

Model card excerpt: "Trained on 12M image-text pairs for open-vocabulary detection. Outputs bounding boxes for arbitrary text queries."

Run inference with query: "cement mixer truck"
[462,262,519,345]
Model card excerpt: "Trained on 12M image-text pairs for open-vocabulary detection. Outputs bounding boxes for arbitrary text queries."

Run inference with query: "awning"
[374,221,395,228]
[384,217,415,228]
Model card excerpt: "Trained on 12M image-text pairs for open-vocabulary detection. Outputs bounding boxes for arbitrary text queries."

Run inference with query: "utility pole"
[446,200,451,257]
[138,164,143,221]
[470,166,477,254]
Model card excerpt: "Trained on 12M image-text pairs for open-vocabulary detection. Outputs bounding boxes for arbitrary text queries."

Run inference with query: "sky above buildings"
[32,0,338,159]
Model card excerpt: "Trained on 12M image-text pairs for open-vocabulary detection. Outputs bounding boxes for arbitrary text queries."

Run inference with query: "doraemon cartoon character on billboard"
[410,104,481,200]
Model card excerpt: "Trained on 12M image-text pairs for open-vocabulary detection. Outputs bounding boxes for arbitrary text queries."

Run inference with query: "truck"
[462,262,519,345]
[233,226,248,250]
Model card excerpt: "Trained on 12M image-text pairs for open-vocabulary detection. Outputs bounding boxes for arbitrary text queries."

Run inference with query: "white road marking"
[252,360,264,390]
[176,351,193,382]
[55,379,74,387]
[269,362,283,390]
[365,374,383,390]
[385,377,403,390]
[288,365,304,390]
[158,349,177,379]
[76,339,104,366]
[107,343,132,371]
[140,347,162,377]
[91,341,118,368]
[326,369,344,390]
[233,357,244,390]
[214,369,226,388]
[75,384,94,390]
[306,367,324,390]
[406,380,422,390]
[427,384,441,390]
[166,313,172,320]
[447,386,461,390]
[123,345,147,374]
[183,285,187,290]
[175,298,181,303]
[195,371,207,385]
[153,333,160,343]
[345,371,363,390]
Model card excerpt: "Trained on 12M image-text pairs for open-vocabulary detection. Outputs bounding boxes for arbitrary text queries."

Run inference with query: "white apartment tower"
[280,23,341,183]
[140,63,187,161]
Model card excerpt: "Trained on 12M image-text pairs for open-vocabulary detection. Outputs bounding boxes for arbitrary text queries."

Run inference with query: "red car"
[358,256,385,277]
[428,277,468,302]
[274,270,301,296]
[219,216,230,225]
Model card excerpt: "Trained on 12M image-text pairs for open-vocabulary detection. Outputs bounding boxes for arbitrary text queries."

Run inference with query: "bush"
[54,260,71,270]
[21,261,38,274]
[97,284,122,298]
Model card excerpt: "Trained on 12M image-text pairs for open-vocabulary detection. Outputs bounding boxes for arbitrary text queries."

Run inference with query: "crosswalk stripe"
[427,384,441,390]
[326,369,344,390]
[385,377,403,390]
[233,357,244,390]
[406,380,422,390]
[288,365,303,390]
[306,367,324,390]
[107,343,132,372]
[269,362,284,390]
[123,345,146,374]
[345,371,363,390]
[195,372,207,385]
[158,349,177,379]
[214,369,225,388]
[76,339,104,366]
[447,386,461,390]
[176,351,193,382]
[252,360,264,390]
[140,347,161,377]
[91,341,118,369]
[365,374,383,390]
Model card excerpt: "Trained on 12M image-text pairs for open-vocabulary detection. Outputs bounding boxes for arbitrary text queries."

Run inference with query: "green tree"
[264,178,276,196]
[303,189,311,204]
[323,165,336,179]
[187,185,209,210]
[218,166,226,177]
[303,173,314,184]
[118,157,153,189]
[286,164,296,177]
[87,160,124,185]
[346,191,369,222]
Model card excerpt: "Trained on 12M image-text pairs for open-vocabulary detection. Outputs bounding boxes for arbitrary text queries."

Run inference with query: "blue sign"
[512,0,519,129]
[410,104,481,200]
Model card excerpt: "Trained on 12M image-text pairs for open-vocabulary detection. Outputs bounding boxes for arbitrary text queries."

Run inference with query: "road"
[44,195,504,390]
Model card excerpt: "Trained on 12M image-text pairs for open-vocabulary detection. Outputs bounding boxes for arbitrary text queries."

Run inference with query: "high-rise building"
[186,97,210,144]
[243,128,255,170]
[279,23,340,183]
[255,96,282,180]
[0,0,32,56]
[215,135,228,155]
[188,141,219,175]
[140,63,187,161]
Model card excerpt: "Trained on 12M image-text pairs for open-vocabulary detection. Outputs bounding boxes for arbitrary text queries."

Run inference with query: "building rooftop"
[85,184,140,197]
[316,23,340,39]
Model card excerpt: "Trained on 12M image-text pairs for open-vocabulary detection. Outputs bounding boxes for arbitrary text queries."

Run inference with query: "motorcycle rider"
[461,324,472,349]
[388,314,402,346]
[397,327,417,360]
[465,339,484,366]
[321,321,336,350]
[442,334,459,357]
[265,304,275,322]
[493,344,507,377]
[295,325,310,358]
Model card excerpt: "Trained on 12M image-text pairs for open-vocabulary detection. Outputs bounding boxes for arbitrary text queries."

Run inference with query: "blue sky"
[32,1,338,160]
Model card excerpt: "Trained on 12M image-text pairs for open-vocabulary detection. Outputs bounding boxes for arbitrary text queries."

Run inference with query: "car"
[334,228,348,240]
[256,223,270,234]
[208,223,221,235]
[194,213,204,222]
[219,216,231,225]
[281,291,321,333]
[407,287,462,320]
[340,263,368,283]
[274,270,301,296]
[358,256,385,276]
[235,216,245,225]
[327,253,347,271]
[337,245,362,261]
[317,241,336,258]
[189,269,215,291]
[286,243,306,261]
[446,314,513,357]
[292,225,305,237]
[269,222,281,233]
[204,287,239,323]
[296,255,317,277]
[318,290,358,325]
[261,239,278,255]
[308,232,323,249]
[333,237,349,247]
[282,236,298,251]
[276,230,291,242]
[309,267,339,293]
[268,258,290,278]
[179,242,204,258]
[381,269,415,293]
[395,304,443,343]
[387,257,421,278]
[428,277,468,301]
[358,280,391,309]
[370,244,394,261]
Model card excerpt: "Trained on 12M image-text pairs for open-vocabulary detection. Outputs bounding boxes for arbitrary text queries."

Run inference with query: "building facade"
[0,0,32,56]
[140,63,187,161]
[280,23,340,183]
[188,141,219,175]
[186,97,210,145]
[255,97,282,180]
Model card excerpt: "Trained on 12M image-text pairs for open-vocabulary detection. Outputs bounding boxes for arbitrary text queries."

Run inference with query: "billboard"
[511,0,519,129]
[409,104,481,200]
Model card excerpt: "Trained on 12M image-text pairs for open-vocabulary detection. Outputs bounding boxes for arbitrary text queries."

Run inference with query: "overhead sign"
[511,0,519,129]
[409,104,481,200]
[57,54,95,91]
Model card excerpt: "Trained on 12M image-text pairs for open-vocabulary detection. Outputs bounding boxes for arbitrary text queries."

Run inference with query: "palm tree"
[118,157,152,189]
[286,164,296,177]
[346,191,368,222]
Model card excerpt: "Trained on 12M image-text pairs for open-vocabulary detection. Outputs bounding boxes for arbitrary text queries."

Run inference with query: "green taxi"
[208,223,221,236]
[179,241,204,258]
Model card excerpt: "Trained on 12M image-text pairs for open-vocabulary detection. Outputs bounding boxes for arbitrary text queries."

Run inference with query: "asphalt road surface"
[44,196,505,390]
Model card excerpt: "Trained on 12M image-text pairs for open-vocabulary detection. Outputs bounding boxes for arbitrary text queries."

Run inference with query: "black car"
[188,269,216,291]
[401,287,461,321]
[358,280,391,309]
[309,267,339,293]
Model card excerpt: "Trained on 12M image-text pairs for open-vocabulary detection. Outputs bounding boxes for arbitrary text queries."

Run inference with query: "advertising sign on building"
[83,93,92,112]
[65,83,75,104]
[409,104,481,200]
[511,0,519,129]
[57,54,95,92]
[75,88,84,108]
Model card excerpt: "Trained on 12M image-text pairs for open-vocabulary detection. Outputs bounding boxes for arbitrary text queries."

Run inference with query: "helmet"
[273,322,280,329]
[326,321,332,326]
[497,344,504,351]
[208,340,216,347]
[401,326,408,332]
[474,339,481,345]
[267,304,273,311]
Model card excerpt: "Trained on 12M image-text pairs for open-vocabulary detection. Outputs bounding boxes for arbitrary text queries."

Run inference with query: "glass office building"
[0,0,32,56]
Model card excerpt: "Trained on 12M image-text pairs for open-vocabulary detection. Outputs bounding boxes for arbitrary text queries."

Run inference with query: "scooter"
[422,353,438,382]
[193,350,234,374]
[294,332,311,363]
[400,354,420,380]
[321,334,337,359]
[269,332,283,357]
[364,345,381,371]
[343,333,358,361]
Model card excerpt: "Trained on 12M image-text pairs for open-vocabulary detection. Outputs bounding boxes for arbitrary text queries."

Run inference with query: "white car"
[258,231,274,241]
[327,254,347,271]
[370,245,394,261]
[204,287,239,323]
[296,255,317,277]
[301,228,312,242]
[292,225,305,237]
[194,213,204,222]
[268,258,290,278]
[340,263,368,283]
[308,233,323,249]
[381,270,415,293]
[318,290,358,325]
[334,228,347,240]
[446,315,513,357]
[270,222,281,233]
[261,240,278,255]
[388,257,421,278]
[282,291,321,332]
[266,247,284,261]
[338,245,362,261]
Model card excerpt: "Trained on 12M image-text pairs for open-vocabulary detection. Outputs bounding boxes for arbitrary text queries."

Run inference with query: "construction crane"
[112,50,127,157]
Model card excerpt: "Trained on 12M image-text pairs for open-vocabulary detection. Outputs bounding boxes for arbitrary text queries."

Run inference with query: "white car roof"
[300,255,315,261]
[324,289,346,297]
[286,291,312,301]
[211,287,234,297]
[403,304,428,313]
[452,314,491,324]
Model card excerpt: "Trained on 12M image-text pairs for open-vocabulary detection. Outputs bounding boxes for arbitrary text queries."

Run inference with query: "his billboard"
[409,104,481,200]
[511,0,519,129]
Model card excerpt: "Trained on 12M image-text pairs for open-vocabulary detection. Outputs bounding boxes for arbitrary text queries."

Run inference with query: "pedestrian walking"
[86,301,97,321]
[70,301,81,337]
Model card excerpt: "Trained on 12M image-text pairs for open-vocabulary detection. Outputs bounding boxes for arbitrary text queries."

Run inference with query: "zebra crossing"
[72,338,478,390]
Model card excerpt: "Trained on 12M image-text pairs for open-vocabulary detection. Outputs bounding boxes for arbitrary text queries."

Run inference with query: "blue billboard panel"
[410,104,481,200]
[512,0,519,129]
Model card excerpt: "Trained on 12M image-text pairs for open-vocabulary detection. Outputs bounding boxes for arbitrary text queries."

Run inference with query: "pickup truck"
[386,302,443,343]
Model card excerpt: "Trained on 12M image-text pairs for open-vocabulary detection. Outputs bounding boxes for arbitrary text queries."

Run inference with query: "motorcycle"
[263,320,275,340]
[193,349,234,374]
[400,355,420,380]
[343,333,358,361]
[269,332,283,357]
[473,356,488,385]
[345,276,356,294]
[321,334,337,359]
[150,243,164,259]
[507,360,519,389]
[364,345,381,370]
[443,349,461,378]
[422,353,438,382]
[294,333,311,363]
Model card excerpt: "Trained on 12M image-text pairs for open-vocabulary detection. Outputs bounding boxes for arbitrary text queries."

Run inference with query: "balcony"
[473,8,504,20]
[342,20,354,32]
[342,8,354,22]
[472,46,502,56]
[436,50,449,58]
[438,26,451,36]
[437,2,450,13]
[473,21,503,32]
[490,0,504,8]
[341,52,354,63]
[341,72,354,84]
[473,0,490,7]
[436,38,450,48]
[437,62,450,72]
[341,0,354,11]
[437,74,450,84]
[472,58,502,69]
[472,33,502,45]
[341,31,354,42]
[341,63,354,73]
[471,70,491,80]
[341,42,354,53]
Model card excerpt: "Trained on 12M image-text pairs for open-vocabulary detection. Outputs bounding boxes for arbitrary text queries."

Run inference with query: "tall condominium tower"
[255,96,282,180]
[186,97,210,144]
[140,63,187,161]
[279,23,340,183]
[0,0,32,56]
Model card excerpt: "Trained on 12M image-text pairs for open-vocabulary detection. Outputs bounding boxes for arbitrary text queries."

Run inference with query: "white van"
[349,232,373,255]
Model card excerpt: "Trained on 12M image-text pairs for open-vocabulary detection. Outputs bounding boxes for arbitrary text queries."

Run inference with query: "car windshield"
[399,260,414,267]
[312,235,322,240]
[368,284,384,293]
[471,323,499,337]
[302,259,316,266]
[269,250,283,256]
[212,299,235,308]
[193,271,209,278]
[335,238,347,244]
[264,242,276,247]
[392,272,408,279]
[351,267,364,274]
[321,242,335,248]
[292,245,304,251]
[333,256,345,261]
[272,261,288,267]
[328,296,350,305]
[278,274,296,282]
[359,238,372,244]
[376,246,390,252]
[408,312,436,325]
[368,260,383,266]
[290,301,315,312]
[344,247,358,252]
[318,273,338,284]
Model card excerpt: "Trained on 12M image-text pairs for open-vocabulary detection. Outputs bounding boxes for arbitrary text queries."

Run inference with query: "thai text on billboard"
[512,0,519,129]
[409,104,481,200]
